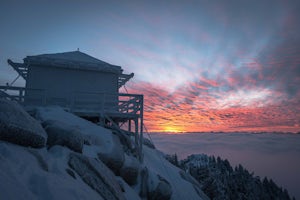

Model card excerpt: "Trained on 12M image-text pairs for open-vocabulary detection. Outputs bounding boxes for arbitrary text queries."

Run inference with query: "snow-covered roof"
[24,51,122,74]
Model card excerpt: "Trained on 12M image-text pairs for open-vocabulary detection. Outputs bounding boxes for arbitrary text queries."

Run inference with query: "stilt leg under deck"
[134,119,139,153]
[128,120,131,132]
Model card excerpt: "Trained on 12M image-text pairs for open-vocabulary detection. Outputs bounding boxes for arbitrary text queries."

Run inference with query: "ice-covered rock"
[97,133,125,174]
[148,174,172,200]
[143,146,208,200]
[117,177,141,200]
[68,152,125,200]
[0,99,46,148]
[43,120,84,153]
[35,106,125,172]
[120,154,140,185]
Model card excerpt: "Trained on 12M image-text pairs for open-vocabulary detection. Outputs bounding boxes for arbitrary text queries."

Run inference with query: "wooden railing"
[0,85,143,117]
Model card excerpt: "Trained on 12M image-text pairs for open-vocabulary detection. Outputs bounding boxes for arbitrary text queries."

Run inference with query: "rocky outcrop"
[97,134,125,174]
[140,167,172,200]
[148,175,172,200]
[43,120,84,153]
[0,99,46,148]
[68,152,125,200]
[120,154,140,185]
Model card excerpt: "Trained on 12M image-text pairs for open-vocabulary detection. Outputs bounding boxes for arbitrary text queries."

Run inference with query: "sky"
[0,0,299,133]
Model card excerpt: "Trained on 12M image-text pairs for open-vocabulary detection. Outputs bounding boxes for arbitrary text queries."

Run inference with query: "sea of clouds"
[149,132,300,199]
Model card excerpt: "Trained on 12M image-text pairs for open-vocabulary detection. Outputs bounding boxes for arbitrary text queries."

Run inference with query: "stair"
[7,59,28,80]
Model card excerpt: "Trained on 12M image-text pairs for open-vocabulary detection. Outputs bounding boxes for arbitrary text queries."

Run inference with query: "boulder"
[0,99,46,148]
[68,152,125,200]
[97,134,125,174]
[35,107,125,172]
[139,167,149,198]
[148,175,172,200]
[145,168,172,200]
[43,120,84,153]
[120,154,140,185]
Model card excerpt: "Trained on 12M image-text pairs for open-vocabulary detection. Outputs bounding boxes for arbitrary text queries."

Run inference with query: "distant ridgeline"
[165,154,295,200]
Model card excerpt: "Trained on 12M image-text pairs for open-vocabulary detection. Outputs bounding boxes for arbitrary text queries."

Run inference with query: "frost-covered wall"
[25,65,118,107]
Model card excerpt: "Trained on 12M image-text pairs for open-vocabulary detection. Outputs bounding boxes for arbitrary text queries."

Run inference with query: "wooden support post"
[128,120,131,132]
[99,112,105,126]
[134,119,139,154]
[139,95,144,162]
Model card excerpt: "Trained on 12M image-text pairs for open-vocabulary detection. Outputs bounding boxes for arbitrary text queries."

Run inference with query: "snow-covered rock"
[0,142,103,200]
[43,120,84,153]
[97,134,125,174]
[120,154,140,185]
[116,177,141,200]
[68,152,125,200]
[35,106,125,172]
[143,146,209,200]
[0,99,46,148]
[148,174,172,200]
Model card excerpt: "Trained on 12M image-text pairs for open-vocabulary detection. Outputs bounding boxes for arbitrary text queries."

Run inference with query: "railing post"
[128,119,131,132]
[135,119,139,153]
[139,95,144,162]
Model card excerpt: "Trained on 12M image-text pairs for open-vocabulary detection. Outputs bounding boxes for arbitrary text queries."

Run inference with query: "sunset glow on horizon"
[125,80,300,133]
[1,0,299,133]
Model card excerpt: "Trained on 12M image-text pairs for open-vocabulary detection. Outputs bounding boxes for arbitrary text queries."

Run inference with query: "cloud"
[125,76,300,132]
[150,132,300,199]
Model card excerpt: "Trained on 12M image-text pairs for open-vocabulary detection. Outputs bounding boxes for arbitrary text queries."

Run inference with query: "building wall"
[25,65,119,111]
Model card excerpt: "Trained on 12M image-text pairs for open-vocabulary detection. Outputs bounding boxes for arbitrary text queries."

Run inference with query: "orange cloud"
[125,80,300,133]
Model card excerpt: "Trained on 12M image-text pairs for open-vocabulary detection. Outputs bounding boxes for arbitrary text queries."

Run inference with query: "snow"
[143,146,208,200]
[35,106,125,172]
[44,120,84,153]
[0,142,102,200]
[0,105,208,200]
[25,51,121,73]
[68,152,125,200]
[116,177,141,200]
[0,99,47,148]
[35,106,117,155]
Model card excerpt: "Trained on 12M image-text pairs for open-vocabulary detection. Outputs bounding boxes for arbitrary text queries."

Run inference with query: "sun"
[163,126,183,133]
